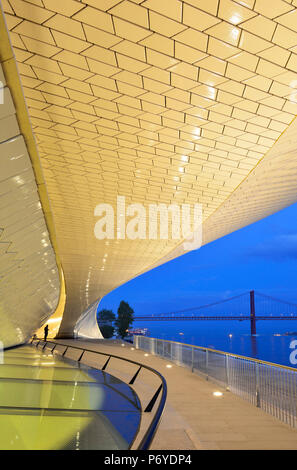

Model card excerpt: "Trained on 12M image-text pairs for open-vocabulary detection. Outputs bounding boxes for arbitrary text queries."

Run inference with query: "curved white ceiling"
[1,0,297,336]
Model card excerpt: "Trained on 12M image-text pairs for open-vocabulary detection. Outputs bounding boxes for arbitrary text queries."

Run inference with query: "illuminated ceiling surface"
[2,0,297,336]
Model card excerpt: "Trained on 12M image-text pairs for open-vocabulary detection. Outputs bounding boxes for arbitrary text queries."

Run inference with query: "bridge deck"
[134,316,297,320]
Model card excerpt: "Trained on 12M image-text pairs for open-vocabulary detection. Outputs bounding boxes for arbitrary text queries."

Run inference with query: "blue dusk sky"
[99,202,297,316]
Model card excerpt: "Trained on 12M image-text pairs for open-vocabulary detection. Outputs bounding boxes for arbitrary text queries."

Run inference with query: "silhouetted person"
[44,324,49,342]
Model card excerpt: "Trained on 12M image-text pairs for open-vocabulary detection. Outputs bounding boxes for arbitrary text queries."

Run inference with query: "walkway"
[52,338,297,450]
[0,345,140,449]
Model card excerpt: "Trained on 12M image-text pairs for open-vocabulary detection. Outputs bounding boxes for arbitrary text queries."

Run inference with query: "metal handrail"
[146,336,297,372]
[31,339,167,450]
[135,335,297,429]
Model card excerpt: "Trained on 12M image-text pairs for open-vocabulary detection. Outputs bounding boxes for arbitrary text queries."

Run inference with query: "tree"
[115,301,134,339]
[97,309,116,339]
[100,324,115,339]
[97,309,115,324]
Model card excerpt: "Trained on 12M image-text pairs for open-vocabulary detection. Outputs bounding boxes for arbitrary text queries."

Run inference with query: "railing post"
[134,335,139,349]
[177,343,182,366]
[206,349,209,380]
[129,366,142,385]
[78,350,84,362]
[151,338,155,355]
[226,354,230,390]
[144,385,163,413]
[191,346,194,373]
[256,362,260,407]
[102,356,111,371]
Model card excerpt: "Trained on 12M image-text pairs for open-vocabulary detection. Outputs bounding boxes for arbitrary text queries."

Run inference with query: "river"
[132,318,297,368]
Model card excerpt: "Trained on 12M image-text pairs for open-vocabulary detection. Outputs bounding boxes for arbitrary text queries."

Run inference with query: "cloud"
[246,234,297,261]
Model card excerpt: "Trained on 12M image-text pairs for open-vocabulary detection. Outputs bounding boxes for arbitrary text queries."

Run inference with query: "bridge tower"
[250,290,256,335]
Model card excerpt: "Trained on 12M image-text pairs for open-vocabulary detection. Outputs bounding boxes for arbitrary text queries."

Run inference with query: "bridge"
[134,291,297,335]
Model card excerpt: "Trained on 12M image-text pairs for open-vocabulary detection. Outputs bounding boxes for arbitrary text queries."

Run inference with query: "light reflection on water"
[133,319,297,368]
